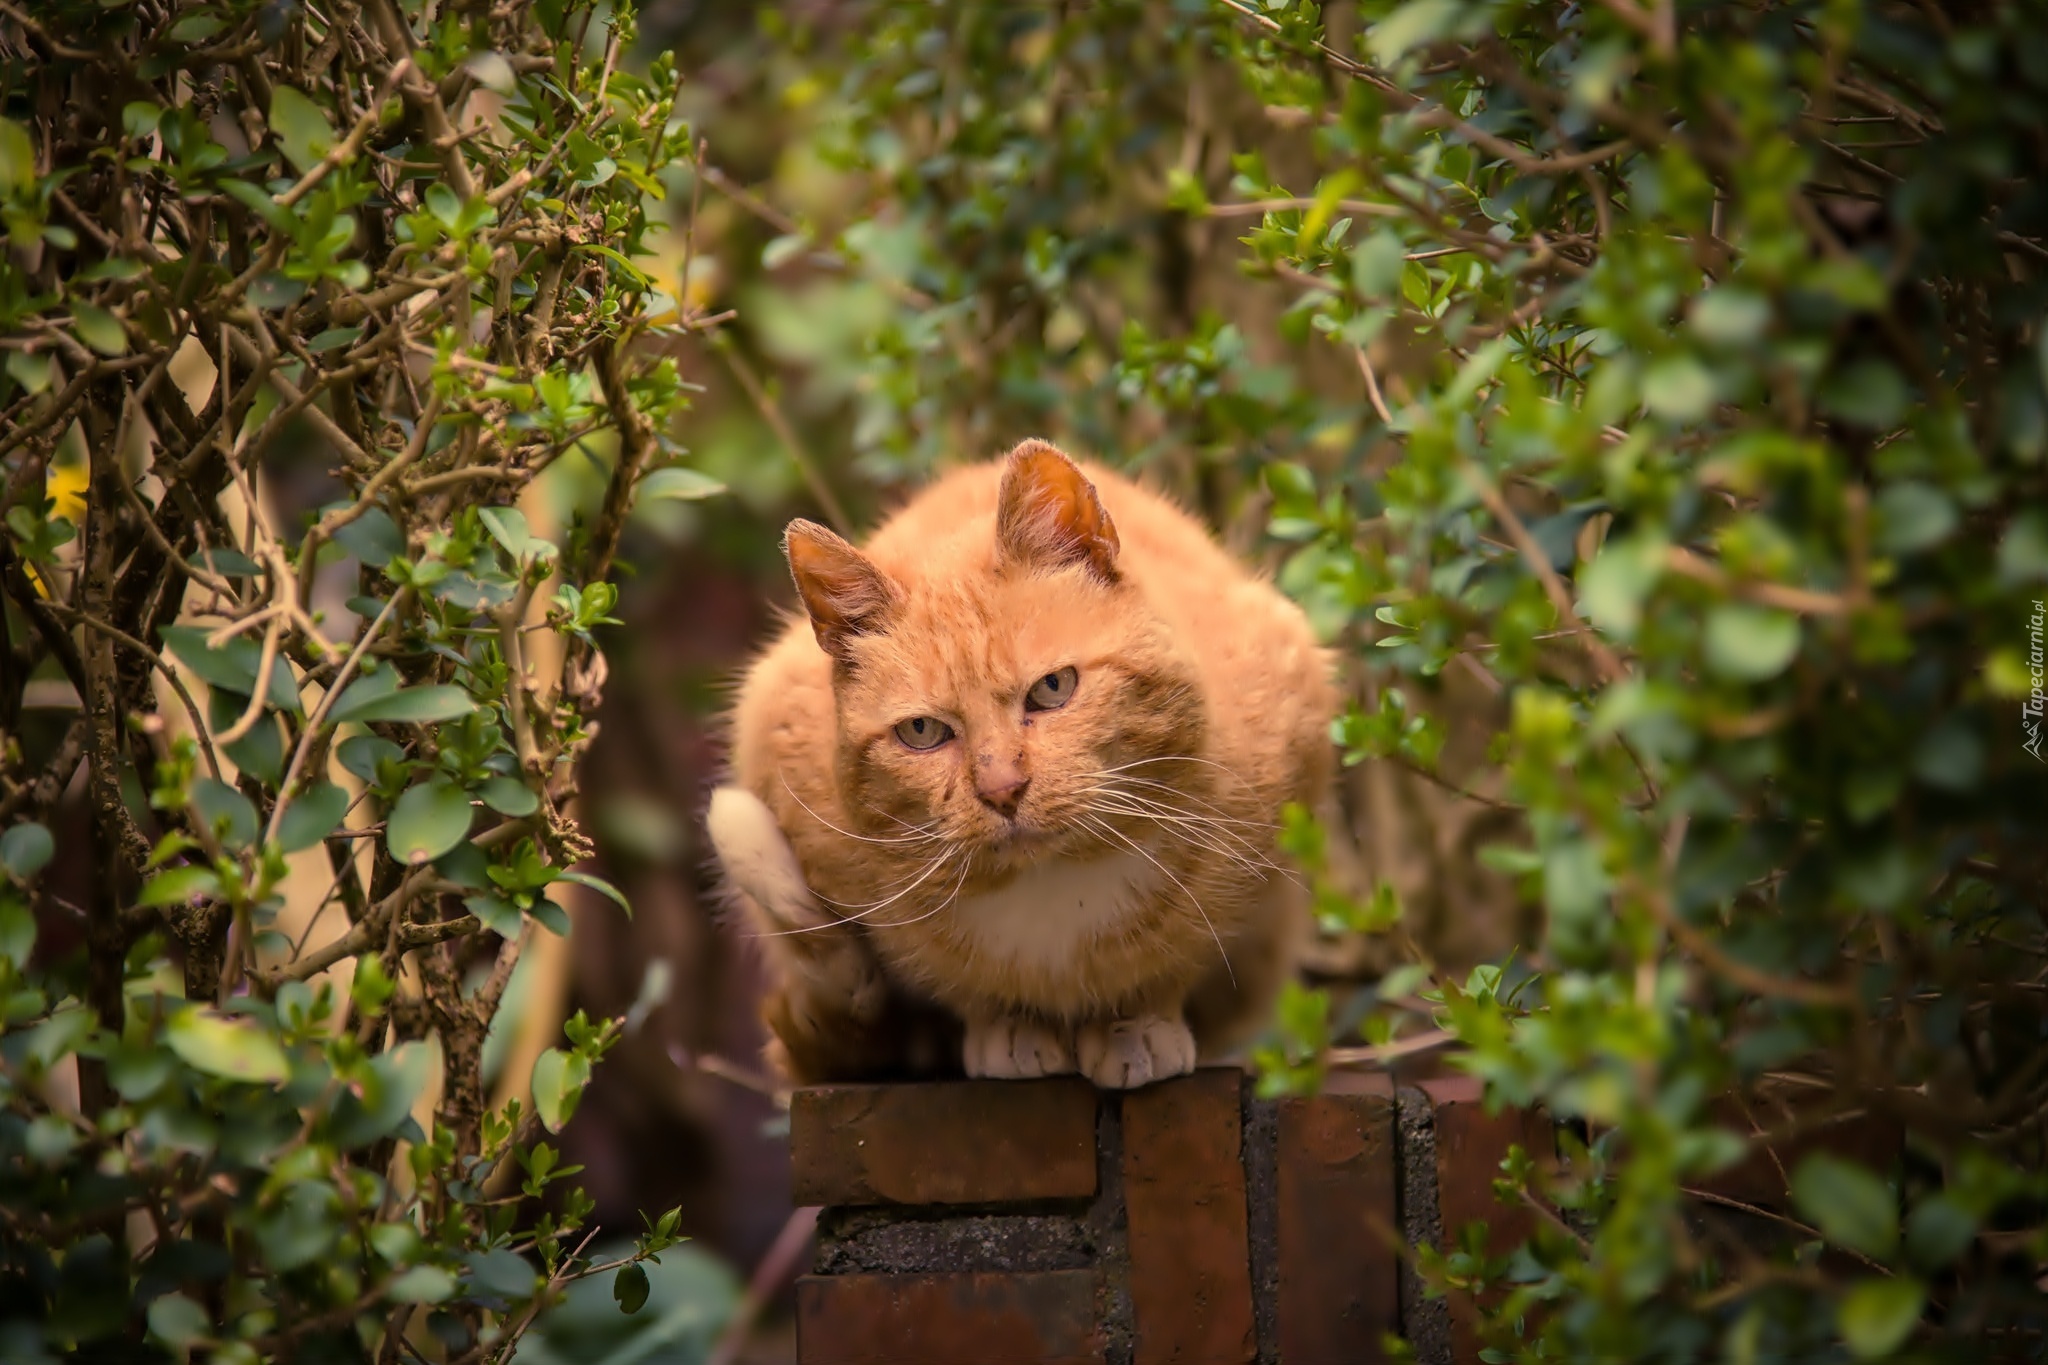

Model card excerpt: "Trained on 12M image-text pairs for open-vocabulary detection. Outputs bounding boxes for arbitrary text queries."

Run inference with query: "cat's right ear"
[784,519,900,660]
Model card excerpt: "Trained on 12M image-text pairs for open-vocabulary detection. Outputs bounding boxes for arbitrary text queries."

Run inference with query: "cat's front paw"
[1076,1014,1196,1090]
[963,1016,1075,1080]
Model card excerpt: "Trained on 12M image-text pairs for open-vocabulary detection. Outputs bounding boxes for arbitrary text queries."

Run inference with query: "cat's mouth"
[981,820,1069,866]
[980,816,1116,870]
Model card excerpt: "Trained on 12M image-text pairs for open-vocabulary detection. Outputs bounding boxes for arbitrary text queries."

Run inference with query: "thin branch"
[1457,459,1630,686]
[716,341,852,537]
[264,589,409,847]
[45,605,221,781]
[1327,1028,1459,1068]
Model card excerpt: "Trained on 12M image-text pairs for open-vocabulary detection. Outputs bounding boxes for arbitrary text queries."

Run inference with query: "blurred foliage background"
[576,0,2048,1360]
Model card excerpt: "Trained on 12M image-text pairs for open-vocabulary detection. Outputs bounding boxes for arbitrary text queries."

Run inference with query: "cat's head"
[782,440,1205,861]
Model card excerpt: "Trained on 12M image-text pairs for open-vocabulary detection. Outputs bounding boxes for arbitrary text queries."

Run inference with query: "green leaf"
[0,822,54,880]
[80,256,145,283]
[219,178,293,231]
[337,734,406,784]
[164,13,224,41]
[269,86,335,175]
[1838,1277,1924,1359]
[331,683,477,726]
[122,101,164,142]
[138,865,222,908]
[1911,715,1983,792]
[5,350,53,395]
[463,50,518,95]
[464,1248,541,1304]
[1904,1196,1976,1271]
[558,869,631,917]
[222,718,285,788]
[1792,1154,1899,1259]
[276,781,350,852]
[70,303,128,357]
[329,1040,432,1146]
[387,1265,457,1305]
[435,839,491,889]
[464,893,523,937]
[0,896,32,967]
[577,241,650,285]
[1702,604,1800,682]
[530,1045,591,1132]
[147,1291,210,1350]
[637,466,727,502]
[531,899,570,936]
[370,1222,423,1266]
[613,1261,651,1315]
[1350,231,1407,299]
[1820,358,1909,431]
[386,779,474,865]
[1874,481,1957,555]
[478,775,540,817]
[1368,0,1465,64]
[353,955,395,1016]
[1577,532,1668,642]
[480,506,556,562]
[1997,510,2048,584]
[192,777,259,850]
[1688,288,1771,347]
[1643,355,1716,423]
[308,326,364,353]
[249,272,308,310]
[190,547,263,577]
[0,117,33,197]
[165,1007,291,1085]
[254,1180,338,1271]
[160,625,301,713]
[761,233,808,270]
[331,505,404,567]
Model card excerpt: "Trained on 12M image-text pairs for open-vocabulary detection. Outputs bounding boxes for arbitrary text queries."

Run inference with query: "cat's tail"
[706,785,829,934]
[705,786,888,1067]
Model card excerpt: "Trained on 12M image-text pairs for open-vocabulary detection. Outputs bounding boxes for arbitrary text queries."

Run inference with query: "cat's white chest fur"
[951,851,1153,971]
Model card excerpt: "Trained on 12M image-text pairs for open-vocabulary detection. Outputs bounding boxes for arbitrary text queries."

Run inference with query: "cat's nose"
[974,762,1030,815]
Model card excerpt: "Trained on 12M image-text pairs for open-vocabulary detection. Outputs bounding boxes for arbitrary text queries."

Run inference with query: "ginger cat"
[707,441,1336,1089]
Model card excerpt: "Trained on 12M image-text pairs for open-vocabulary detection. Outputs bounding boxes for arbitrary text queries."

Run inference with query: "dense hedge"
[0,1,716,1359]
[698,1,2048,1360]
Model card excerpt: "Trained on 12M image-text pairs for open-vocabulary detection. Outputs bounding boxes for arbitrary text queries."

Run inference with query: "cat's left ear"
[996,439,1120,582]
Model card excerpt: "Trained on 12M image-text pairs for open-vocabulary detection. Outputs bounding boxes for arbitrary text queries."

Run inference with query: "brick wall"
[786,1067,1547,1365]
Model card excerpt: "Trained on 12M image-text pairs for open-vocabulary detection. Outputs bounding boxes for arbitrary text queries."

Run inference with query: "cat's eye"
[894,716,954,750]
[1025,666,1079,712]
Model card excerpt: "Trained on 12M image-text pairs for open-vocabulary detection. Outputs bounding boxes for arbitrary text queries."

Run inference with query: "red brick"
[1122,1069,1256,1365]
[796,1270,1104,1365]
[1423,1076,1554,1364]
[791,1080,1098,1207]
[1278,1074,1400,1364]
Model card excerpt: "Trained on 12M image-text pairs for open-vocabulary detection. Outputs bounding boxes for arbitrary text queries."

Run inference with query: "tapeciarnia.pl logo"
[2027,599,2046,762]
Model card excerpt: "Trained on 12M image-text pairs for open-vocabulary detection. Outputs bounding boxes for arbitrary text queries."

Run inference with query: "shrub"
[700,2,2048,1359]
[0,0,713,1358]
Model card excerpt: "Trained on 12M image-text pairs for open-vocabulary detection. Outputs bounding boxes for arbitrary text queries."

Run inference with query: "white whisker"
[1078,814,1236,988]
[1072,784,1283,865]
[1088,754,1251,787]
[1078,773,1271,827]
[817,848,960,914]
[863,856,974,930]
[1072,784,1276,830]
[1073,786,1304,889]
[779,773,942,846]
